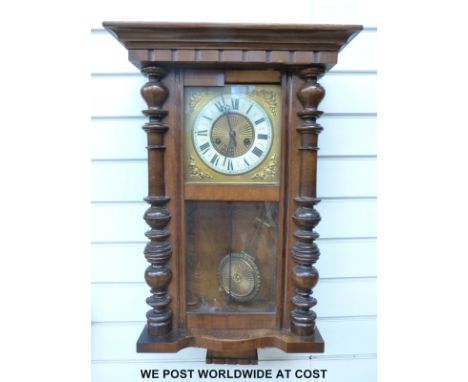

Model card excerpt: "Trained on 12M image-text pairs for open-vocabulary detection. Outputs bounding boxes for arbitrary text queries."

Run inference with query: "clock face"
[192,94,273,175]
[184,85,281,184]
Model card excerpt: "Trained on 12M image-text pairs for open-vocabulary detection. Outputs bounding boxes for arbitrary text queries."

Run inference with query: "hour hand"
[228,130,237,147]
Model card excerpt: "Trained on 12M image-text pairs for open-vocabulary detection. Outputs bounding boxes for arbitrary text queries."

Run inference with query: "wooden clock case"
[103,22,362,364]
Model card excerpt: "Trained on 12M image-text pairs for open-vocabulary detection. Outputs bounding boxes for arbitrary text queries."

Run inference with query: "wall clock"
[103,22,362,364]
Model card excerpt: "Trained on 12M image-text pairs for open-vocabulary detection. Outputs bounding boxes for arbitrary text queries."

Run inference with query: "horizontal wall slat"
[91,115,376,160]
[91,157,376,202]
[91,199,376,242]
[91,29,376,74]
[261,316,376,359]
[91,118,145,160]
[92,357,376,382]
[321,74,376,114]
[92,317,376,361]
[91,32,135,74]
[318,239,376,278]
[332,30,377,72]
[91,73,376,117]
[320,115,376,156]
[91,278,376,322]
[91,238,376,283]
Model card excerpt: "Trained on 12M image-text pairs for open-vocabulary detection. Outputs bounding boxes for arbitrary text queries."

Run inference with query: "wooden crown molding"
[102,22,362,70]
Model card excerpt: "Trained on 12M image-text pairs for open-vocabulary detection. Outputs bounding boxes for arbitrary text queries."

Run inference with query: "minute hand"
[225,111,237,147]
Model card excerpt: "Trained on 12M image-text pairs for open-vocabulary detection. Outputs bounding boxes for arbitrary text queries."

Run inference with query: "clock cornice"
[102,22,362,70]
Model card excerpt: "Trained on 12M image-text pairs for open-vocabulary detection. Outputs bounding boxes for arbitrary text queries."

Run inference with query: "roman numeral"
[215,97,227,113]
[215,101,224,112]
[246,104,253,114]
[210,153,220,166]
[252,146,263,157]
[257,134,268,140]
[202,116,213,121]
[243,158,250,167]
[227,159,234,171]
[197,130,208,136]
[255,117,265,125]
[199,142,210,151]
[231,98,239,110]
[199,142,210,154]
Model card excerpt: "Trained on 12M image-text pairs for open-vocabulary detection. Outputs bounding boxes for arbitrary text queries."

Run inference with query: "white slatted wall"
[91,1,377,381]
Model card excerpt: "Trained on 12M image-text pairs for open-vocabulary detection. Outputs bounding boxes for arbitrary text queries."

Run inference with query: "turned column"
[290,66,325,336]
[141,66,173,336]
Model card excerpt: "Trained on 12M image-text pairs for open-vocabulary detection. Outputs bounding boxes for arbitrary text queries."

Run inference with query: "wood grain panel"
[292,51,315,64]
[197,50,220,62]
[224,70,281,83]
[183,70,224,86]
[184,184,280,201]
[222,50,244,62]
[269,51,290,63]
[245,50,267,62]
[173,49,196,62]
[186,313,276,329]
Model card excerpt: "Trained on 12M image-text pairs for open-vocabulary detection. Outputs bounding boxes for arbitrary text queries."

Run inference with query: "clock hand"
[225,110,237,147]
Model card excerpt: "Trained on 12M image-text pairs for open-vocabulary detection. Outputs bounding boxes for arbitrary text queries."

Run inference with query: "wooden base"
[206,349,258,365]
[137,326,324,362]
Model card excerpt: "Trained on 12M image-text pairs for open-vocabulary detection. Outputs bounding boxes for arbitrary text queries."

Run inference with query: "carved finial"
[296,67,325,121]
[141,66,169,119]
